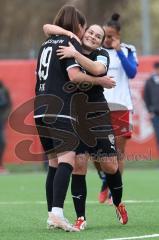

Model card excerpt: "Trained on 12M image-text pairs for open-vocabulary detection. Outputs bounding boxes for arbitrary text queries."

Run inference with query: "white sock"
[51,207,64,218]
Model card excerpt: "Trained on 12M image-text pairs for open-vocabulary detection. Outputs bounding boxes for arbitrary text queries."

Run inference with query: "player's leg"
[49,152,79,232]
[35,117,78,231]
[116,136,127,173]
[71,154,88,230]
[49,151,79,231]
[93,161,109,203]
[104,110,131,205]
[100,155,128,225]
[46,154,58,227]
[100,156,121,206]
[115,110,133,173]
[35,119,58,220]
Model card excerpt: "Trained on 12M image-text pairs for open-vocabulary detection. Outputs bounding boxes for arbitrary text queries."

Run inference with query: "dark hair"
[154,61,159,69]
[53,5,86,35]
[105,13,121,32]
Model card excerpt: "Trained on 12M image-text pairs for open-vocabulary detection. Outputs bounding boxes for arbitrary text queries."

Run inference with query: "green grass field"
[0,168,159,240]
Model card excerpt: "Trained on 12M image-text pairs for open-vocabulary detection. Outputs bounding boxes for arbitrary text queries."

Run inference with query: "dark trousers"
[151,114,159,151]
[0,122,5,164]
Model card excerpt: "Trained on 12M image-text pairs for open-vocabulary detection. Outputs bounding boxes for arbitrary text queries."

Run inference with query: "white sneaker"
[47,218,55,229]
[47,213,79,232]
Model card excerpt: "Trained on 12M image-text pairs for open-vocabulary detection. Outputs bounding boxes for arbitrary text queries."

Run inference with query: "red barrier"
[0,57,158,164]
[0,60,43,163]
[126,56,159,160]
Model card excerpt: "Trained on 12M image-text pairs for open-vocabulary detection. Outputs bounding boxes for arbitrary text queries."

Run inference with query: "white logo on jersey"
[108,134,116,150]
[108,134,115,145]
[39,83,45,91]
[38,47,52,81]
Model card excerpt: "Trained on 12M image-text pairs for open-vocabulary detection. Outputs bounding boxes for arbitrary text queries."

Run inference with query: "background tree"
[0,0,158,58]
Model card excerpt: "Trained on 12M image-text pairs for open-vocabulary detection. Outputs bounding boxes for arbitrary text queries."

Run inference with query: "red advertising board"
[0,57,158,164]
[0,60,42,163]
[126,56,159,160]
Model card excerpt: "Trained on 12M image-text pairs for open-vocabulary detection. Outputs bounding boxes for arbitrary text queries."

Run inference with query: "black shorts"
[35,116,117,157]
[35,117,79,155]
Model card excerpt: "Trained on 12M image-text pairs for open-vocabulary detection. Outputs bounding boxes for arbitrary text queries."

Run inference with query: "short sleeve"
[95,48,110,70]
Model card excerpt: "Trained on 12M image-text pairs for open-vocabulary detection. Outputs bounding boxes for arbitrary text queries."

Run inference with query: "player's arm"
[67,67,115,89]
[112,37,138,78]
[116,49,138,78]
[43,24,81,43]
[57,42,107,76]
[63,38,113,88]
[43,24,107,76]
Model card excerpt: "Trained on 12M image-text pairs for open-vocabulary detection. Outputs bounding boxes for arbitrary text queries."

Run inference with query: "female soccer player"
[35,5,115,232]
[97,13,138,204]
[43,22,128,230]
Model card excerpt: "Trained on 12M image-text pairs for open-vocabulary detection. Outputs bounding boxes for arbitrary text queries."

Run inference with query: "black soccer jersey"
[84,47,110,102]
[35,35,82,117]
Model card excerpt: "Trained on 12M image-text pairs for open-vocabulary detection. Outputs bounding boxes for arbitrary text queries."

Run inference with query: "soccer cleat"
[98,187,109,203]
[47,214,79,232]
[47,218,55,229]
[115,203,128,225]
[74,216,87,230]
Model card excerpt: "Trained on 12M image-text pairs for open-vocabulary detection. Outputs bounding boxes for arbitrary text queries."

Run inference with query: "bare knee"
[100,156,118,174]
[103,164,118,174]
[57,151,76,168]
[48,159,58,168]
[73,154,88,175]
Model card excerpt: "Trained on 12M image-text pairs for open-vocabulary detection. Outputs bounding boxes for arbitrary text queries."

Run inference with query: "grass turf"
[0,169,159,240]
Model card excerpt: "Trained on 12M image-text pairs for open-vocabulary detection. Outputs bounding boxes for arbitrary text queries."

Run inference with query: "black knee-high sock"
[106,169,123,206]
[46,166,57,212]
[53,162,73,208]
[71,174,87,219]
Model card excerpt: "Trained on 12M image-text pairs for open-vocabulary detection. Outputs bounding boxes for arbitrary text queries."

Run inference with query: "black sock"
[71,174,87,219]
[46,166,57,212]
[106,169,123,206]
[53,162,73,208]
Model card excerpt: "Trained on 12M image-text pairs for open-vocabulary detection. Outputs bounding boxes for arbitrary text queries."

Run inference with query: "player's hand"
[56,42,77,59]
[67,31,81,44]
[111,37,121,51]
[99,76,116,88]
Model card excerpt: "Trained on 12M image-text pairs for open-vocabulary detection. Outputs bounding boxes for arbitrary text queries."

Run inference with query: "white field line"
[0,200,159,205]
[103,233,159,240]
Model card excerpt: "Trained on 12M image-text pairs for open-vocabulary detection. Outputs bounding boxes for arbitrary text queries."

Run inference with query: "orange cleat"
[74,216,87,230]
[115,203,128,225]
[98,187,109,203]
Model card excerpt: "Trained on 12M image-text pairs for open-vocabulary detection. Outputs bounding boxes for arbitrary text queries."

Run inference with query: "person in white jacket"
[96,13,138,204]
